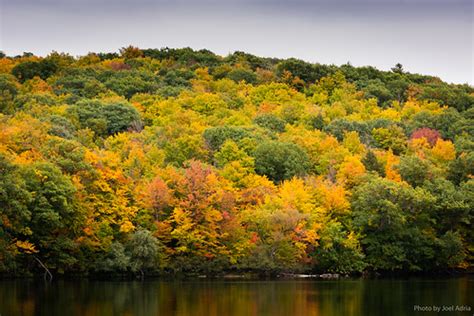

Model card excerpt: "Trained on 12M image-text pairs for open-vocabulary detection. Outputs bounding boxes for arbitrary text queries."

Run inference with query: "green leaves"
[1,48,473,276]
[68,100,141,136]
[253,141,310,183]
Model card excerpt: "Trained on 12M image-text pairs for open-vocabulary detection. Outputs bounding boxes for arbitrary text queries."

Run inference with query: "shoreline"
[1,269,472,281]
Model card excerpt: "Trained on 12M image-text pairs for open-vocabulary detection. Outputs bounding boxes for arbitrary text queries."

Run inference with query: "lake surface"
[1,277,473,316]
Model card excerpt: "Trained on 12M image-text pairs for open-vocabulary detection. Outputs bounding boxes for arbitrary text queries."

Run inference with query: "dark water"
[1,277,473,316]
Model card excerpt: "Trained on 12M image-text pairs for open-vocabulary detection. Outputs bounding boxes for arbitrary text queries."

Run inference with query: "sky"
[1,0,473,84]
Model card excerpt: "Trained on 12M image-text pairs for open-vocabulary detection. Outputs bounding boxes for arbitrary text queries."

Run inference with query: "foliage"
[0,48,472,276]
[253,141,310,182]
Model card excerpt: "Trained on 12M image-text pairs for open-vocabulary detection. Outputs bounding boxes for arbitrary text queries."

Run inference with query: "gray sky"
[1,0,473,84]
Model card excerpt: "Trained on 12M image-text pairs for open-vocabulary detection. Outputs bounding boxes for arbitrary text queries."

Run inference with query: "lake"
[1,277,473,316]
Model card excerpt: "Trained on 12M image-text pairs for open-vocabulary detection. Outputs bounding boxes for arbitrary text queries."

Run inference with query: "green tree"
[351,177,437,271]
[362,150,385,176]
[398,155,431,187]
[21,162,80,272]
[253,114,286,133]
[0,155,32,272]
[0,74,19,114]
[102,103,141,135]
[312,221,366,274]
[253,141,310,182]
[12,59,58,82]
[95,242,130,273]
[203,126,252,151]
[128,229,162,277]
[227,68,257,84]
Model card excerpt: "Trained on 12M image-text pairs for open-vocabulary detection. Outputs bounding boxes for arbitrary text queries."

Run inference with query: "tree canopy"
[0,47,472,277]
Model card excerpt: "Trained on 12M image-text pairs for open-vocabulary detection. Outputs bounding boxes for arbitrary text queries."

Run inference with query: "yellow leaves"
[311,177,350,216]
[282,125,336,170]
[400,99,444,120]
[342,131,365,155]
[322,102,347,121]
[379,107,401,122]
[13,150,43,165]
[84,150,100,165]
[204,208,223,223]
[21,77,53,93]
[345,98,380,121]
[101,58,128,70]
[182,92,228,115]
[409,137,430,158]
[171,208,193,230]
[310,91,329,106]
[77,53,101,66]
[337,155,366,187]
[0,114,48,155]
[33,168,48,182]
[278,178,314,214]
[302,226,320,246]
[249,82,303,107]
[119,220,135,233]
[15,240,38,254]
[191,68,213,93]
[430,139,456,164]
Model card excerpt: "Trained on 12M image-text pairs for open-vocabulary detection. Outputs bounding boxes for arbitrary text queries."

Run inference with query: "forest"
[0,46,473,277]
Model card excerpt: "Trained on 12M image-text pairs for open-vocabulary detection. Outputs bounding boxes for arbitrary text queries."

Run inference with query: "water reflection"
[1,277,473,316]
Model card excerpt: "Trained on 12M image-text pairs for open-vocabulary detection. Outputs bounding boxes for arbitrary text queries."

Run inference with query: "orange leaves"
[148,177,172,213]
[312,178,351,217]
[148,161,241,259]
[15,240,38,254]
[0,58,16,73]
[337,155,366,187]
[385,150,402,182]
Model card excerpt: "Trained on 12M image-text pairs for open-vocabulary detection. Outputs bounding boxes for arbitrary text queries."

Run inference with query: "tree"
[253,114,286,133]
[391,63,404,74]
[101,102,141,135]
[227,68,257,84]
[0,155,32,272]
[95,242,130,273]
[253,141,310,182]
[0,74,19,114]
[68,100,141,136]
[362,150,385,176]
[372,126,407,155]
[119,45,143,59]
[11,59,58,82]
[448,152,474,185]
[410,127,441,146]
[203,126,252,151]
[128,229,162,277]
[351,176,437,271]
[312,221,366,273]
[20,162,80,272]
[398,155,431,187]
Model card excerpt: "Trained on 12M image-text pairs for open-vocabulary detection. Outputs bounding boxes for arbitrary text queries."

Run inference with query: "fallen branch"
[34,256,53,281]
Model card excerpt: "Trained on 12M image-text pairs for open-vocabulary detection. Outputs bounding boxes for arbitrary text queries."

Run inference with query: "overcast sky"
[1,0,473,84]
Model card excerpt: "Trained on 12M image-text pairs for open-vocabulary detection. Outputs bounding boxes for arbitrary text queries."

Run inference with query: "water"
[1,277,473,316]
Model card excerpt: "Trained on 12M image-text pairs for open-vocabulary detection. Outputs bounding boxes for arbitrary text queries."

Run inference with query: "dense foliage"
[0,47,473,277]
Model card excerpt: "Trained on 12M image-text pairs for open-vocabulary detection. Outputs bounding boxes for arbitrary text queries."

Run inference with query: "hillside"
[0,46,473,276]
